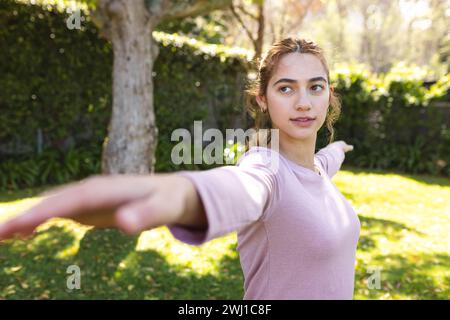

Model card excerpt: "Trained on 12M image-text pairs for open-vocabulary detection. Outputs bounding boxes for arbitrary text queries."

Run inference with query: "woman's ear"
[256,95,267,110]
[329,85,334,101]
[256,95,265,106]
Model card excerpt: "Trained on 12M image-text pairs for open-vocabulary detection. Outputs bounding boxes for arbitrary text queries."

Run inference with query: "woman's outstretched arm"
[315,140,354,178]
[0,173,207,241]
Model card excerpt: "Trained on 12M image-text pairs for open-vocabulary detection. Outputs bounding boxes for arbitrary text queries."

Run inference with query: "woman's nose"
[295,90,312,111]
[295,103,311,111]
[295,101,311,111]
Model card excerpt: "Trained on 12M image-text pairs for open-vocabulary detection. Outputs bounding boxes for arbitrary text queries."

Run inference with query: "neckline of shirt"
[247,146,325,179]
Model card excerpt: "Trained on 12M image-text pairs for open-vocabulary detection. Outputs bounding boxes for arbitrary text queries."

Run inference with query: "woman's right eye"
[279,86,292,94]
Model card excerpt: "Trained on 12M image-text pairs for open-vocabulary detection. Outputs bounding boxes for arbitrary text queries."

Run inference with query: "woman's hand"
[333,140,354,153]
[0,173,205,241]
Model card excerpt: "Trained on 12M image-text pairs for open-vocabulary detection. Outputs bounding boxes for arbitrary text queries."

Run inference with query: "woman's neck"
[278,132,317,172]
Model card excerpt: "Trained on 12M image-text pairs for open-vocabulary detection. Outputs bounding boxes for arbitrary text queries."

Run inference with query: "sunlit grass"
[0,168,449,299]
[334,168,450,299]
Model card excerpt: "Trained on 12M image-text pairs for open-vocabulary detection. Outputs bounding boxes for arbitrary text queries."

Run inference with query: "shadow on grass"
[357,215,425,252]
[358,215,424,251]
[0,225,78,299]
[0,226,243,299]
[355,252,449,299]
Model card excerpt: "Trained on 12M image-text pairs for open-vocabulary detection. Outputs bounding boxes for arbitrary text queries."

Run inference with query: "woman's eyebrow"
[272,77,328,86]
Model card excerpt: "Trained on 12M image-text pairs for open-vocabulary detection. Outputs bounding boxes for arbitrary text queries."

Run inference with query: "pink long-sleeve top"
[167,143,361,300]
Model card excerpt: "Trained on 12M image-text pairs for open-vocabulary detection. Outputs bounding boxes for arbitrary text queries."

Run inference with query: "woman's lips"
[290,118,315,127]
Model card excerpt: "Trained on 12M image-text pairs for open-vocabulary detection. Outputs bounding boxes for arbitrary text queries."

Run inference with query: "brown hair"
[244,37,341,150]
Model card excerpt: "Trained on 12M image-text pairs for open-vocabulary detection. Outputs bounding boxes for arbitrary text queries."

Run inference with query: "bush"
[328,63,450,176]
[0,0,249,189]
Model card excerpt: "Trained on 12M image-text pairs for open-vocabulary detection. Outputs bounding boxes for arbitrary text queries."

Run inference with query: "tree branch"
[229,2,256,45]
[235,3,258,20]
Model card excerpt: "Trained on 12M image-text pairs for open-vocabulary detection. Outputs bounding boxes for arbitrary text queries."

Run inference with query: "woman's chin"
[276,124,318,141]
[286,129,316,140]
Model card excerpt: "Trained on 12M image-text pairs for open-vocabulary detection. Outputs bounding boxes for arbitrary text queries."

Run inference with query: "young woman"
[0,37,359,299]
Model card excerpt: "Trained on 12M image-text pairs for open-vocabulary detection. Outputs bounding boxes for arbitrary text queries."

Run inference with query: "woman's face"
[257,53,332,141]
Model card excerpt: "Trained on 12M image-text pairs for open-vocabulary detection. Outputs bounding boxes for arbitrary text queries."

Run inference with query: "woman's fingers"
[0,183,98,240]
[335,140,354,153]
[0,190,79,240]
[344,144,354,152]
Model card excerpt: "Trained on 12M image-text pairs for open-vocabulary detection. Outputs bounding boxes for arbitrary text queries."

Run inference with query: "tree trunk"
[96,0,162,175]
[91,0,232,175]
[254,2,265,61]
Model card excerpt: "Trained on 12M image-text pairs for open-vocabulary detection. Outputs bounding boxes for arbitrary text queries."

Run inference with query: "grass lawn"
[0,168,449,299]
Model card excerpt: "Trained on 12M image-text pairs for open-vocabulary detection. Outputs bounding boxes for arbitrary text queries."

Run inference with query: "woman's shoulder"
[236,146,287,175]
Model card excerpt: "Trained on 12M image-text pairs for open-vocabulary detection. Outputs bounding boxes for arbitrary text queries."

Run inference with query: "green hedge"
[0,0,249,189]
[327,64,449,176]
[0,0,449,191]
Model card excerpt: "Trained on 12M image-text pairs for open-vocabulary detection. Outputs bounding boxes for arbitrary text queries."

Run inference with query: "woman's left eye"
[311,85,324,92]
